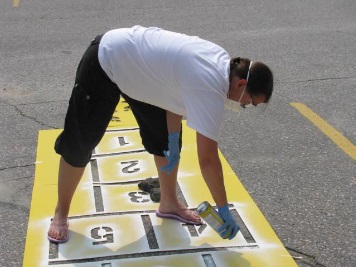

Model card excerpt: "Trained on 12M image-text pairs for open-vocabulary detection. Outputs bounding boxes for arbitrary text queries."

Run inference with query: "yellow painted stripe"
[23,98,298,266]
[13,0,20,7]
[291,102,356,160]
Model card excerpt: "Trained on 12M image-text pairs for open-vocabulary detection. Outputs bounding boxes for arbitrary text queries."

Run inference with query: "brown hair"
[230,57,274,103]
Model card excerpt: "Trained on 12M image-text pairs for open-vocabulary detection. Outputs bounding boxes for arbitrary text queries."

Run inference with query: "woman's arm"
[196,132,227,207]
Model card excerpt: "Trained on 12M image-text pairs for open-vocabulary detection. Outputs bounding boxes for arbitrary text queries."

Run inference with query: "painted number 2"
[121,160,140,173]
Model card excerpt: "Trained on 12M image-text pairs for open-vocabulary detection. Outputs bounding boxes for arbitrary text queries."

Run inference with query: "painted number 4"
[128,192,150,203]
[183,223,208,237]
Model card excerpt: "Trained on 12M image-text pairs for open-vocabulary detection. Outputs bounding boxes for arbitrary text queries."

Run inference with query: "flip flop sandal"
[48,222,69,243]
[156,210,202,225]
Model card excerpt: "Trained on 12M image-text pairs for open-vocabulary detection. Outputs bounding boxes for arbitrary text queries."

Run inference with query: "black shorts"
[121,93,182,159]
[55,35,182,167]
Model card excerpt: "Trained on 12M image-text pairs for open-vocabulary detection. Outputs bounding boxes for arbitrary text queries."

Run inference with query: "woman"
[48,25,273,243]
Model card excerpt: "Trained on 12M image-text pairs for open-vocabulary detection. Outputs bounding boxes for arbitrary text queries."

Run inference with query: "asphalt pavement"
[0,1,355,266]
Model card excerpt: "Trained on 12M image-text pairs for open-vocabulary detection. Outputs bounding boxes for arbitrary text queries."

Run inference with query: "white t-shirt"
[98,25,230,141]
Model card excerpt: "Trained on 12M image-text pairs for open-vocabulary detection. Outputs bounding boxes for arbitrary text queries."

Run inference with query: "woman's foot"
[157,202,202,225]
[47,217,69,243]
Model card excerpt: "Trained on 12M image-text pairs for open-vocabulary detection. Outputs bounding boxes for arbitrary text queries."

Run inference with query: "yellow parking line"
[291,102,356,160]
[13,0,20,7]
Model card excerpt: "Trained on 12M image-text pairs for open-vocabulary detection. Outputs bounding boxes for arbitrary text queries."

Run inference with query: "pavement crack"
[0,201,30,213]
[286,246,327,267]
[2,100,58,129]
[280,75,356,84]
[14,104,57,128]
[1,175,33,183]
[0,164,34,172]
[16,99,67,106]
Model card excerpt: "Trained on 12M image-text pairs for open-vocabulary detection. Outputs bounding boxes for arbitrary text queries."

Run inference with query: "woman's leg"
[48,157,85,242]
[122,94,200,223]
[154,155,201,223]
[48,34,121,242]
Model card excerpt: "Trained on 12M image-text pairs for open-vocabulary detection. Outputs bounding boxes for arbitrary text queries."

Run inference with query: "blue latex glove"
[218,204,240,240]
[161,132,180,174]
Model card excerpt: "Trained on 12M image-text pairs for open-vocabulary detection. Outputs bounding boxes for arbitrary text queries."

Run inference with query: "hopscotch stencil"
[23,99,297,267]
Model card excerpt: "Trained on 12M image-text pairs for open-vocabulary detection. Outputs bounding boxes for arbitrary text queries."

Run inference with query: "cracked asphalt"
[1,0,355,266]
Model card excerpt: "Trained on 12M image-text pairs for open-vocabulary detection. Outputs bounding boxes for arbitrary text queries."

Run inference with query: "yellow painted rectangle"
[94,153,157,183]
[100,184,159,212]
[108,98,137,128]
[94,129,142,155]
[23,100,297,267]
